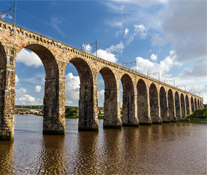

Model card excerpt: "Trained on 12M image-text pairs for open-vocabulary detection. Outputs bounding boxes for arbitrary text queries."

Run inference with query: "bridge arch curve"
[149,83,161,123]
[137,79,151,124]
[191,97,194,112]
[65,57,98,131]
[121,74,138,126]
[168,89,176,121]
[98,67,122,128]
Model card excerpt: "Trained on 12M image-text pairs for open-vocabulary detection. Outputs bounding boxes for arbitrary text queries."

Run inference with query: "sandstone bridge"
[0,20,203,141]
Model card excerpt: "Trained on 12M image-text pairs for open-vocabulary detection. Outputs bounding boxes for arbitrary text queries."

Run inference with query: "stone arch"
[191,97,194,112]
[121,74,138,126]
[99,67,121,128]
[175,91,181,120]
[181,93,186,118]
[168,89,176,121]
[17,44,66,135]
[160,87,169,122]
[194,98,197,110]
[22,44,59,78]
[137,79,151,124]
[149,83,161,123]
[185,95,190,115]
[66,57,98,131]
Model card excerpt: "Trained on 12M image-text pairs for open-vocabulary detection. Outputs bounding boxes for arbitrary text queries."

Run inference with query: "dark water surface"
[0,114,206,174]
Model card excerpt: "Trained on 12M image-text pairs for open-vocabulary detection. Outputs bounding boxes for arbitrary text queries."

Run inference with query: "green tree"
[65,107,78,117]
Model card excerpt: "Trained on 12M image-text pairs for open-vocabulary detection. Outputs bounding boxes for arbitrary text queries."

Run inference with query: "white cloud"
[15,74,19,84]
[124,28,129,37]
[134,24,147,39]
[16,49,43,67]
[150,54,158,61]
[106,41,124,53]
[132,50,178,79]
[65,72,80,106]
[82,44,92,53]
[35,85,42,92]
[16,94,36,105]
[1,13,12,20]
[16,88,27,95]
[97,49,118,63]
[126,24,147,45]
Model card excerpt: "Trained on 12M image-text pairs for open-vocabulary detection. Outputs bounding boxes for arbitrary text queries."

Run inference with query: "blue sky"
[0,0,206,106]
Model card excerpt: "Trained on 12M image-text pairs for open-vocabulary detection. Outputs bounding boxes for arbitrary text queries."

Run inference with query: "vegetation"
[185,104,207,123]
[65,107,78,118]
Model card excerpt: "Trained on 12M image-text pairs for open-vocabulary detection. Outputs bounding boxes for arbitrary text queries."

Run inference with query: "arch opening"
[65,57,98,131]
[137,79,151,124]
[121,74,138,127]
[149,83,161,124]
[168,89,176,121]
[99,67,121,129]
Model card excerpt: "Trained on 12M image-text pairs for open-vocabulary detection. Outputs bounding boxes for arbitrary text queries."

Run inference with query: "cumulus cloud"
[16,49,43,67]
[132,50,178,79]
[65,72,80,106]
[97,49,118,63]
[82,44,92,53]
[35,85,42,92]
[16,94,36,105]
[150,54,158,61]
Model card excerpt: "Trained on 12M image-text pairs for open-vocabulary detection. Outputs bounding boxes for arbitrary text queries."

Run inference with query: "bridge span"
[0,20,203,141]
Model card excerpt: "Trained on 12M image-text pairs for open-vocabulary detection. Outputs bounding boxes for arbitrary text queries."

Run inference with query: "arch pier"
[0,20,203,141]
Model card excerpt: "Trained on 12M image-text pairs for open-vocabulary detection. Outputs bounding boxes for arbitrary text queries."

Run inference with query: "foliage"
[65,107,78,118]
[186,105,207,120]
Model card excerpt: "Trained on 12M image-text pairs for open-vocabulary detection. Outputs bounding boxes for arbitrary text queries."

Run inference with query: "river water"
[0,114,206,174]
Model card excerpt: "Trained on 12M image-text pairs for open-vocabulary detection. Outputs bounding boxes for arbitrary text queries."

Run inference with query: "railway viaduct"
[0,20,203,141]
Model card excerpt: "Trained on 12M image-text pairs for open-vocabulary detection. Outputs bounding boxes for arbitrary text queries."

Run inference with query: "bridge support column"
[78,83,99,131]
[138,93,152,125]
[43,77,65,135]
[168,98,177,122]
[0,66,16,141]
[104,88,122,129]
[122,90,139,127]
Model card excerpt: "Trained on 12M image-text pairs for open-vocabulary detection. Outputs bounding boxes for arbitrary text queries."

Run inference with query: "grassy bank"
[185,107,207,123]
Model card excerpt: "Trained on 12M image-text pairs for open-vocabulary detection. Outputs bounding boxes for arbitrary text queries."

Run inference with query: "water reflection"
[0,115,206,174]
[0,142,15,174]
[37,135,67,174]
